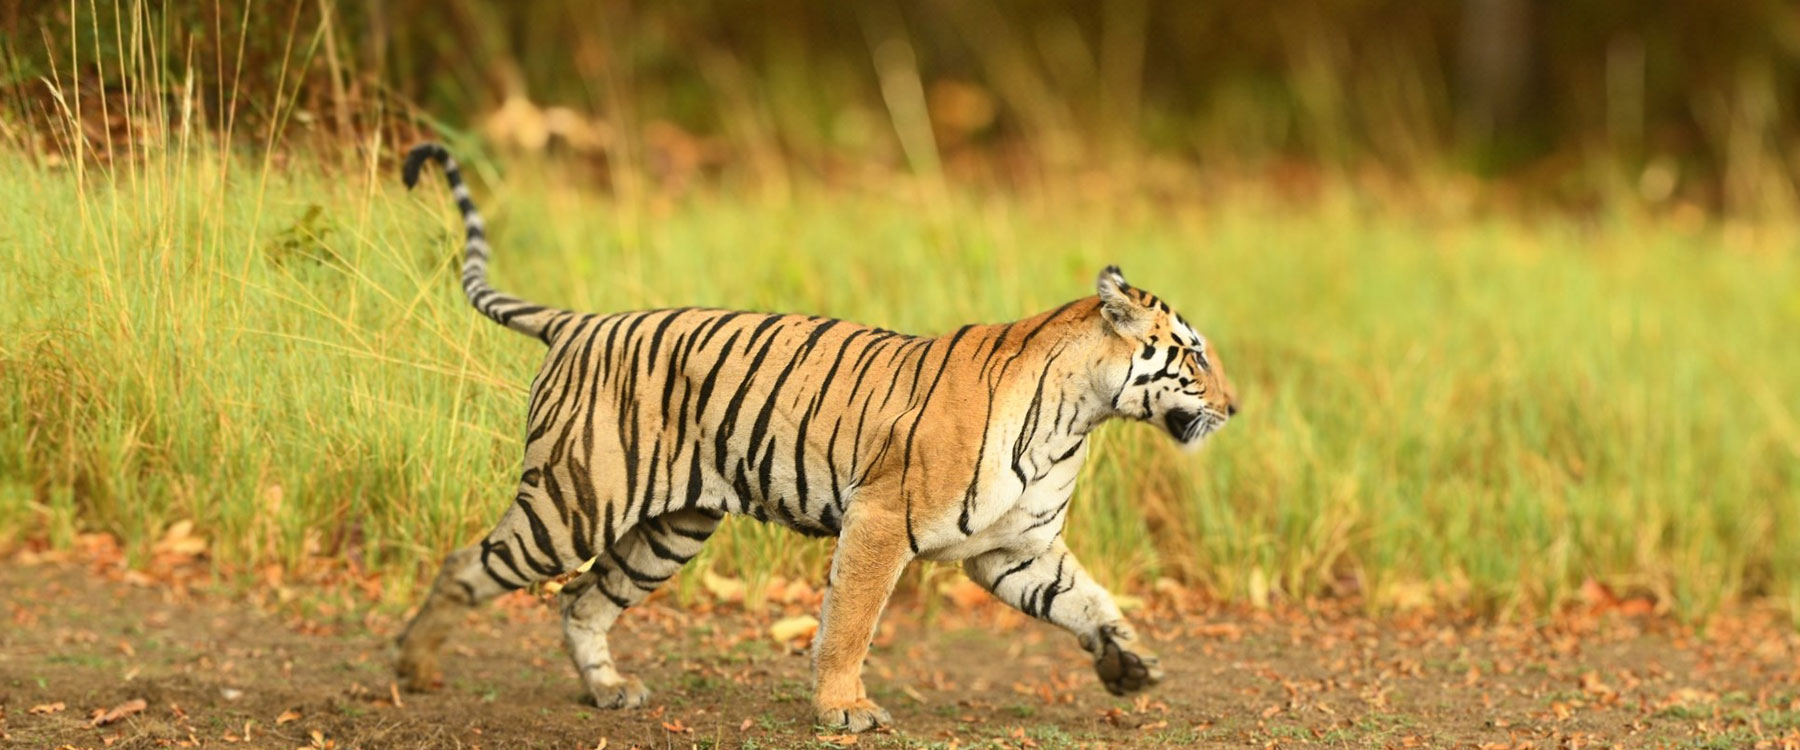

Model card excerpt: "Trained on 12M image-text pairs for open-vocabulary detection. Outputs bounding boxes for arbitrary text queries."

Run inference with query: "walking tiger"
[393,143,1239,732]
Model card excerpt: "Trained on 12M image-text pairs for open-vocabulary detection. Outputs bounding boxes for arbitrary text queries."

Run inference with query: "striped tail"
[402,143,564,343]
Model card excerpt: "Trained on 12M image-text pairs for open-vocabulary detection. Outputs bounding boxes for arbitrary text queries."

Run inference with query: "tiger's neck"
[994,303,1127,472]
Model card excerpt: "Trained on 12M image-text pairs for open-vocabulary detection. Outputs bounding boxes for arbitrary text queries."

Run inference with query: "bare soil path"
[3,562,1798,749]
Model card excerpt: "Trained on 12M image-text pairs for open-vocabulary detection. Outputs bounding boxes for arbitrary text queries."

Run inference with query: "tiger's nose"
[1226,402,1239,417]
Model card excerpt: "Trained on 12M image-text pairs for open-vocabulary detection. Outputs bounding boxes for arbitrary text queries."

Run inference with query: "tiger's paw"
[815,699,892,733]
[395,653,443,693]
[586,674,650,709]
[1090,622,1163,697]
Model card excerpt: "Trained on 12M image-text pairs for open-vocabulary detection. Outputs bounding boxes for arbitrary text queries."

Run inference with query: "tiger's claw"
[588,674,650,709]
[816,699,892,733]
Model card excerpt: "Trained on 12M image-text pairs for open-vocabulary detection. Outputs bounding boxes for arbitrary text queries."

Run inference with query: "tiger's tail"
[403,142,566,343]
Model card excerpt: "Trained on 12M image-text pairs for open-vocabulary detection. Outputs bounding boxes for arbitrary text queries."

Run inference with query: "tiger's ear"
[1096,265,1150,337]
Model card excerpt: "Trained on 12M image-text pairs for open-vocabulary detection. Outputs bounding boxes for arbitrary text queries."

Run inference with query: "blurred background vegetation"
[6,0,1800,214]
[1,1,1797,620]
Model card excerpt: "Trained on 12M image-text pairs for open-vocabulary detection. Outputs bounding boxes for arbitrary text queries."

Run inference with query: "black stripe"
[642,531,691,564]
[517,502,565,574]
[989,558,1035,590]
[607,547,665,585]
[712,317,791,476]
[1035,555,1071,619]
[592,573,633,609]
[636,439,663,526]
[745,320,841,479]
[667,515,714,541]
[569,455,603,548]
[997,300,1080,377]
[644,308,689,374]
[693,330,747,420]
[513,531,561,577]
[895,327,974,553]
[684,448,705,508]
[484,539,528,583]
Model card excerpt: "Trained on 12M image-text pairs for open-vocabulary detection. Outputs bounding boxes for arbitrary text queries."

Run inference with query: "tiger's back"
[503,303,1100,569]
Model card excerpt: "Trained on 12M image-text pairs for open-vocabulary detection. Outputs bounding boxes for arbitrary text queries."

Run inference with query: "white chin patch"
[1177,416,1226,452]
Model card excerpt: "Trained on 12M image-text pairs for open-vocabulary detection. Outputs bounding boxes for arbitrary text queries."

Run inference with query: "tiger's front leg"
[812,503,914,732]
[963,538,1163,696]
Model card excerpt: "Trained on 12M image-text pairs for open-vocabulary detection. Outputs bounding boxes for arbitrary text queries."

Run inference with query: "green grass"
[1,147,1797,618]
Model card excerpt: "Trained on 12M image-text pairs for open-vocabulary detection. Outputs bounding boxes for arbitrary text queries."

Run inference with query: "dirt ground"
[3,560,1799,750]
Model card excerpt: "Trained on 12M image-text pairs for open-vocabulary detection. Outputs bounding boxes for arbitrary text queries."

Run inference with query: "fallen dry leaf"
[1580,578,1618,607]
[702,571,746,603]
[778,578,817,604]
[1192,622,1244,639]
[1658,687,1718,709]
[816,734,860,746]
[276,708,302,725]
[153,519,207,558]
[1151,577,1189,599]
[89,698,147,727]
[1579,671,1616,698]
[939,578,989,610]
[739,718,754,731]
[30,702,66,715]
[661,720,689,734]
[769,615,820,645]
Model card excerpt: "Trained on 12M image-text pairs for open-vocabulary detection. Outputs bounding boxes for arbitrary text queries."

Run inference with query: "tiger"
[393,142,1239,732]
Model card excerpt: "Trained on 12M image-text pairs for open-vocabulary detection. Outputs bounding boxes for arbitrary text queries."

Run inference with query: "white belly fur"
[915,446,1087,562]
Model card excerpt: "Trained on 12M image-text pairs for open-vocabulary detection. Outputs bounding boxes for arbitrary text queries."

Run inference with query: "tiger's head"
[1093,266,1238,449]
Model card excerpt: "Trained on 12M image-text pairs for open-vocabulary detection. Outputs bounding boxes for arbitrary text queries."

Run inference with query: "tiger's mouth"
[1164,408,1227,445]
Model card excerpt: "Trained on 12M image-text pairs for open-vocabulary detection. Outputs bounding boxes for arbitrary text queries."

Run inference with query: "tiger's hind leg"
[561,508,722,709]
[397,493,578,692]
